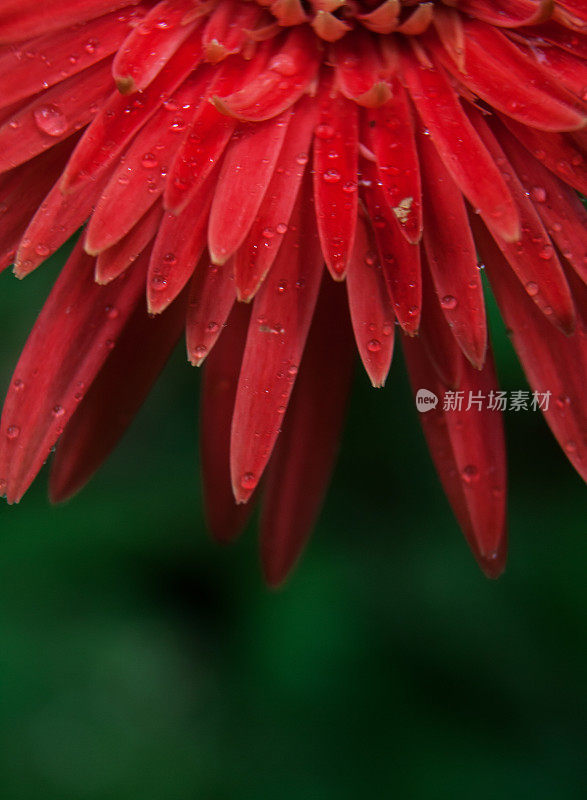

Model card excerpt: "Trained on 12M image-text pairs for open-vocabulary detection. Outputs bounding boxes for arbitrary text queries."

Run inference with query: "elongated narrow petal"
[113,0,201,93]
[469,108,575,334]
[0,241,147,503]
[231,183,324,503]
[213,27,321,121]
[456,0,554,27]
[364,77,422,244]
[478,222,586,480]
[95,203,163,285]
[208,110,292,265]
[361,160,422,334]
[333,27,391,107]
[200,303,254,543]
[418,128,487,368]
[49,288,187,502]
[185,256,237,366]
[234,95,317,301]
[61,31,205,193]
[402,45,521,242]
[346,216,395,387]
[261,278,355,586]
[313,85,359,279]
[419,257,463,390]
[201,0,262,62]
[403,335,508,578]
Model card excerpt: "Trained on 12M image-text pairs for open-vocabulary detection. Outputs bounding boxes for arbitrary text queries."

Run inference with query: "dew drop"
[12,379,25,392]
[240,472,256,491]
[141,152,158,168]
[151,275,168,292]
[52,405,65,417]
[323,169,341,183]
[315,123,335,140]
[530,186,546,203]
[367,339,381,353]
[525,281,539,296]
[33,104,68,137]
[440,295,457,310]
[461,464,479,483]
[6,425,20,440]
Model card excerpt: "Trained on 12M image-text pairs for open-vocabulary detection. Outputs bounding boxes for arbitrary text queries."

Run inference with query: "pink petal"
[312,84,359,279]
[0,240,147,503]
[200,303,254,543]
[212,27,321,121]
[260,278,355,586]
[402,45,521,243]
[346,215,395,388]
[364,77,422,244]
[208,109,292,265]
[418,127,487,368]
[49,286,187,502]
[230,181,324,503]
[403,335,508,578]
[60,31,205,193]
[234,94,317,301]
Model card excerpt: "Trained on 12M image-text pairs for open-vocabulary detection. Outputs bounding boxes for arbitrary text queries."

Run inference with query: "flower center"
[258,0,449,41]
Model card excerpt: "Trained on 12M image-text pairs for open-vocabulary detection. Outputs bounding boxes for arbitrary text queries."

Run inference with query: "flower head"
[0,0,585,583]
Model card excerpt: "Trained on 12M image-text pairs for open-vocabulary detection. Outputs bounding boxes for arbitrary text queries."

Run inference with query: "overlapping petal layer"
[0,0,585,583]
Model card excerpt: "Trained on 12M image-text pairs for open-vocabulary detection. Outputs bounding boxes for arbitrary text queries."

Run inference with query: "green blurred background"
[0,247,585,800]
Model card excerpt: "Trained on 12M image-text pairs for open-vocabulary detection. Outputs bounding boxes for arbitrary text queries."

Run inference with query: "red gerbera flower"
[0,0,584,584]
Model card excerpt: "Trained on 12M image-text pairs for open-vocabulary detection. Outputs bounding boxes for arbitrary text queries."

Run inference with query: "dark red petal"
[60,31,205,193]
[49,286,187,502]
[85,70,210,254]
[230,182,324,503]
[185,255,238,366]
[0,0,141,44]
[430,20,586,132]
[208,110,292,265]
[402,45,521,242]
[469,108,576,335]
[0,8,139,109]
[147,172,215,314]
[212,27,321,122]
[0,59,113,173]
[95,202,163,285]
[419,256,463,390]
[313,85,359,279]
[113,0,201,93]
[361,159,422,335]
[457,0,556,28]
[403,335,508,578]
[501,116,587,195]
[418,128,487,368]
[261,278,355,587]
[0,241,147,503]
[200,303,254,544]
[234,94,317,302]
[494,121,587,285]
[477,221,587,481]
[364,77,422,244]
[346,215,395,387]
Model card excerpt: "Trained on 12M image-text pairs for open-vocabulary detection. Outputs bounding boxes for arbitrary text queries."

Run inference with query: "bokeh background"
[0,245,585,800]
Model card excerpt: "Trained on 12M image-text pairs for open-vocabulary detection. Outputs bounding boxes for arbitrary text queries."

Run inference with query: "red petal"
[333,27,391,107]
[49,287,187,502]
[513,37,587,100]
[403,335,508,578]
[402,45,521,242]
[364,77,422,244]
[313,85,359,279]
[0,240,147,503]
[0,0,141,44]
[0,7,139,109]
[84,70,210,254]
[208,110,292,265]
[346,215,395,387]
[200,303,254,543]
[0,59,113,172]
[260,278,355,586]
[457,0,555,27]
[361,159,422,334]
[234,94,317,301]
[95,202,163,285]
[418,127,487,368]
[430,20,586,132]
[469,108,576,335]
[201,0,262,63]
[113,0,201,93]
[147,172,215,314]
[477,221,587,482]
[60,31,205,193]
[230,182,324,503]
[185,255,238,366]
[212,27,321,122]
[501,116,587,196]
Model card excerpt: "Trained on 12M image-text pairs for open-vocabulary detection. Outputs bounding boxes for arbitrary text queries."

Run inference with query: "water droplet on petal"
[33,104,68,136]
[240,472,256,491]
[525,281,539,296]
[367,338,381,353]
[440,295,457,310]
[6,425,20,440]
[462,464,479,483]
